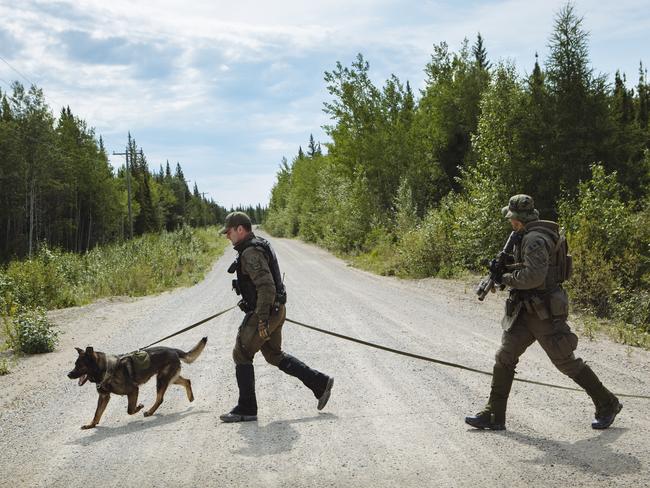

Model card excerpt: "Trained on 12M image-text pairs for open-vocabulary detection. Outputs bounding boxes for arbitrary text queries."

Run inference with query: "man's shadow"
[500,427,641,476]
[234,412,337,457]
[66,407,209,446]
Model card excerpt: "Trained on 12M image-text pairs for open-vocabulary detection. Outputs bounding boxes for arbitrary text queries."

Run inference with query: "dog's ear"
[75,347,84,355]
[85,346,94,355]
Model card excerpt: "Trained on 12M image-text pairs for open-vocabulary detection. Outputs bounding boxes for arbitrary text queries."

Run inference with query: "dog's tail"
[179,337,208,364]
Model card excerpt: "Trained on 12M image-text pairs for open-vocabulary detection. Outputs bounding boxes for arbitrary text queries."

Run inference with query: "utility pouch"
[531,296,550,320]
[548,288,569,319]
[501,299,522,331]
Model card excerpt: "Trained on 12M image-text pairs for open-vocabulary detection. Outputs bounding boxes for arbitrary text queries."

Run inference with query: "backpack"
[553,227,573,283]
[526,221,573,285]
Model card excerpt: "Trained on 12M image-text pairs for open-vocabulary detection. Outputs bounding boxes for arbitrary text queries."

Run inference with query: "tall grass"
[0,226,228,355]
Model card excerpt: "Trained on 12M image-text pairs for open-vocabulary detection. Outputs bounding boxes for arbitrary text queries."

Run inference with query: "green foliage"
[559,165,649,327]
[0,359,9,375]
[396,201,457,278]
[6,307,58,354]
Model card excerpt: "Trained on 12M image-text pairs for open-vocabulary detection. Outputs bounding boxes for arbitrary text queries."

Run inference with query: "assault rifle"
[476,231,522,301]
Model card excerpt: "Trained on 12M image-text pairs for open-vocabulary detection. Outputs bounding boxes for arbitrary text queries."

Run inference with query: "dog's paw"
[81,424,96,430]
[136,404,144,412]
[143,410,152,417]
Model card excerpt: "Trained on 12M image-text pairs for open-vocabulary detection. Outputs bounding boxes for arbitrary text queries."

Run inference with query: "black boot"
[573,365,622,429]
[465,365,515,431]
[220,364,258,422]
[278,354,334,410]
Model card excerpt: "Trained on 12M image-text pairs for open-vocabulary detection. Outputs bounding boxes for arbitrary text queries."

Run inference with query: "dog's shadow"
[233,412,337,457]
[67,406,209,446]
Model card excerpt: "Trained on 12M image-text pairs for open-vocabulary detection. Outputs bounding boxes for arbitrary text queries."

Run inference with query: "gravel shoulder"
[1,232,648,488]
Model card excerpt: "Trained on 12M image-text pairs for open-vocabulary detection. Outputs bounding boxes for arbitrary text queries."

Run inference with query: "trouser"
[488,309,617,419]
[231,304,329,400]
[482,310,583,422]
[233,304,287,366]
[495,310,584,378]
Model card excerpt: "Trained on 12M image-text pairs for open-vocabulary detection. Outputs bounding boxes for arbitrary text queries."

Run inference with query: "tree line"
[265,4,649,331]
[0,83,266,262]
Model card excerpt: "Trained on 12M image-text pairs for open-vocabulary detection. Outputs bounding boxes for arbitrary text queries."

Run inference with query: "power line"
[0,54,35,87]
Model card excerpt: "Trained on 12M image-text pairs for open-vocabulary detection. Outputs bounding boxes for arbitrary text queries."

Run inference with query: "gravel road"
[1,232,648,488]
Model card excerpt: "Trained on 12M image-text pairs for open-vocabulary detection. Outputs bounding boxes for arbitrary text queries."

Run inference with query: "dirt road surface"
[1,233,648,487]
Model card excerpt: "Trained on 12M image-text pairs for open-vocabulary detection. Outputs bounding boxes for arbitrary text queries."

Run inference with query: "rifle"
[476,231,522,301]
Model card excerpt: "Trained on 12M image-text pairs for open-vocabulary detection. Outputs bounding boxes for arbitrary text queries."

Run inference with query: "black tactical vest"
[229,235,287,312]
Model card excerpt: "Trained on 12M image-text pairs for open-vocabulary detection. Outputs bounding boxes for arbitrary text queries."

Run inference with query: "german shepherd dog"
[67,337,207,429]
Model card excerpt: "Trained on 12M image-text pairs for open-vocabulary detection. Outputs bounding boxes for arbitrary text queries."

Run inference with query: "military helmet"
[219,211,252,234]
[502,194,539,222]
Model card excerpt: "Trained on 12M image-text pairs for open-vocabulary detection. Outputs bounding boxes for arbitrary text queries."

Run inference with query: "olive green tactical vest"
[517,220,572,290]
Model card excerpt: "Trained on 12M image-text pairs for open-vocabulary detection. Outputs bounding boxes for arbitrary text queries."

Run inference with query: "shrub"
[559,165,649,327]
[5,307,58,354]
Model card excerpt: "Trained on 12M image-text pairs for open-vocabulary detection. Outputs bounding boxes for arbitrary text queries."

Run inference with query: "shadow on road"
[234,412,338,457]
[502,427,641,476]
[66,406,209,446]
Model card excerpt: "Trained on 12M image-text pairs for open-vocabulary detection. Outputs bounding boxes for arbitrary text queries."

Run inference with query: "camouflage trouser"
[233,304,286,366]
[495,309,585,379]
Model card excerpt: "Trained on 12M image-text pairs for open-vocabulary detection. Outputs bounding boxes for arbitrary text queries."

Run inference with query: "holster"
[237,299,252,312]
[232,279,241,296]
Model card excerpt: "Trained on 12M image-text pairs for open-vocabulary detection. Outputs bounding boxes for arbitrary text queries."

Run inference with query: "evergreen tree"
[472,32,491,71]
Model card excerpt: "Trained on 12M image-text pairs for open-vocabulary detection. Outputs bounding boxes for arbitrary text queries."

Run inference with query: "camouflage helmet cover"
[502,194,539,222]
[219,211,252,234]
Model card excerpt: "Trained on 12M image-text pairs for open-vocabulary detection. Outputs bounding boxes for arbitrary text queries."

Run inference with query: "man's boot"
[220,364,258,422]
[465,365,515,431]
[572,365,622,429]
[278,354,334,410]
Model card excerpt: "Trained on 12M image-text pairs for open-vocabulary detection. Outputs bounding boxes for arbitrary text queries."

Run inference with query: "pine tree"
[472,32,491,71]
[307,134,319,157]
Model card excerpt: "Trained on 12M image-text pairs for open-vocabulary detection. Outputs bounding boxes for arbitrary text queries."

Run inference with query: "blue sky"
[1,0,648,207]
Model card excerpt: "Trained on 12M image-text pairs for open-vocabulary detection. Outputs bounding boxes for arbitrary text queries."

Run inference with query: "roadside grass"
[574,314,650,351]
[0,226,229,364]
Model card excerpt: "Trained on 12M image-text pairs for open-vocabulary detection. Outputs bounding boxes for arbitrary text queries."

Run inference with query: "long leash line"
[140,305,238,349]
[285,317,650,400]
[139,305,650,400]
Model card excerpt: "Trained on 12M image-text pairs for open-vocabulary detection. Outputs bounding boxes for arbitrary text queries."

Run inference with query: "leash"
[135,304,649,400]
[141,305,237,349]
[285,317,650,400]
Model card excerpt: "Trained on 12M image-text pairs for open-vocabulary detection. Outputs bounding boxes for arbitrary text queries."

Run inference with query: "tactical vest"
[517,220,572,291]
[229,235,287,312]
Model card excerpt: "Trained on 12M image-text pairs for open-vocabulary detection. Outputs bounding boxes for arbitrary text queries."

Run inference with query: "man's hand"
[258,320,270,340]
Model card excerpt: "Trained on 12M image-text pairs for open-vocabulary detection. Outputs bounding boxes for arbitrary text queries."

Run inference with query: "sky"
[0,0,648,208]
